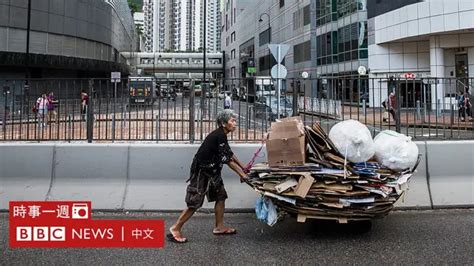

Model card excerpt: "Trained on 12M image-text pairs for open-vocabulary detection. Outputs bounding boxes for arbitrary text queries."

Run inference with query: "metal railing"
[1,77,473,142]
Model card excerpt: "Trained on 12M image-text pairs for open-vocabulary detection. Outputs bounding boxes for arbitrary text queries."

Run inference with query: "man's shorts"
[185,169,228,209]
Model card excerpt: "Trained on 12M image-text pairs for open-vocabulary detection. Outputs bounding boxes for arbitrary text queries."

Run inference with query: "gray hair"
[216,109,237,126]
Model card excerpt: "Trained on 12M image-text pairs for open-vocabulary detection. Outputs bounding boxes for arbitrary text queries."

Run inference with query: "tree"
[127,0,140,15]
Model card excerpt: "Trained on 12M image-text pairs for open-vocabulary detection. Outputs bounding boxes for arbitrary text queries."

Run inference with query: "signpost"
[111,72,121,142]
[247,58,256,74]
[268,44,290,119]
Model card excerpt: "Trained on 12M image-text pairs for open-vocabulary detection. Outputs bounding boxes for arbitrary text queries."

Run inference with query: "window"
[293,5,310,30]
[231,32,235,42]
[231,49,235,59]
[226,14,229,31]
[258,54,277,73]
[294,41,310,63]
[280,0,284,8]
[303,5,310,26]
[259,28,271,46]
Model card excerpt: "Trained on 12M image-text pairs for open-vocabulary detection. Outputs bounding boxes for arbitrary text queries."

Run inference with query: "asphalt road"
[1,209,473,265]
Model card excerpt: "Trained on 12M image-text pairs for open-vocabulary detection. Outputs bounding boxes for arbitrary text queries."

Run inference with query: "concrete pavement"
[1,209,473,265]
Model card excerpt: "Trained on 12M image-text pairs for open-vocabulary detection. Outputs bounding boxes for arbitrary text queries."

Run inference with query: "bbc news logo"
[9,201,165,248]
[16,227,66,241]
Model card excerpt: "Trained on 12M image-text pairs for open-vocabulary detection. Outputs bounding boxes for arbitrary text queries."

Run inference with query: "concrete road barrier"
[47,144,129,210]
[426,141,474,207]
[123,144,262,210]
[395,141,432,208]
[0,141,473,211]
[0,144,54,209]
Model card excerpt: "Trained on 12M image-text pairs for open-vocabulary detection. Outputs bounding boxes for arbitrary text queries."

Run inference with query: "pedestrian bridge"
[122,52,223,75]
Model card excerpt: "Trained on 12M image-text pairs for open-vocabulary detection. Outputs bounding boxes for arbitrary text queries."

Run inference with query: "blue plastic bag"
[255,196,278,226]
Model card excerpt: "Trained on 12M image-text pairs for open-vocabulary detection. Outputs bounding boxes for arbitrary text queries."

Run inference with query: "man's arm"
[231,154,246,170]
[228,160,247,182]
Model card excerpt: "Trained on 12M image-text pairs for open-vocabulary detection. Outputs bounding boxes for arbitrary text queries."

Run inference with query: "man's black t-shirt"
[192,127,234,172]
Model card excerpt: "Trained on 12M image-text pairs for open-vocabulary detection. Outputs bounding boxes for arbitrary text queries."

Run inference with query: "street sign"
[357,66,367,76]
[111,72,121,83]
[247,58,256,74]
[271,64,287,79]
[268,44,290,64]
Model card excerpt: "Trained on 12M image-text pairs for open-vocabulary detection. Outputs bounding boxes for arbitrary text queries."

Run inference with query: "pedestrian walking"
[387,91,398,123]
[168,109,248,244]
[224,93,232,109]
[457,90,467,121]
[80,90,88,121]
[464,91,472,120]
[47,91,58,124]
[36,93,48,128]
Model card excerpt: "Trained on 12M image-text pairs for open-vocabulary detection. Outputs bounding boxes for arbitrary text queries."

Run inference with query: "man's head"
[216,109,237,133]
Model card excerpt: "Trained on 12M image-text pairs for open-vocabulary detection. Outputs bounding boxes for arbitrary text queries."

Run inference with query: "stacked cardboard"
[246,119,420,223]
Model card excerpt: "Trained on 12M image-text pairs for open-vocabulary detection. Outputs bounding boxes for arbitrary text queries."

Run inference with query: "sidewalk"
[304,105,474,130]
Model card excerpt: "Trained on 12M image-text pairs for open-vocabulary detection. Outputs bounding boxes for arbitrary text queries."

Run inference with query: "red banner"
[9,201,165,248]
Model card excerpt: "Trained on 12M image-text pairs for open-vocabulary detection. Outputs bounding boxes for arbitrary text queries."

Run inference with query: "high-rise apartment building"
[143,0,221,53]
[143,0,155,52]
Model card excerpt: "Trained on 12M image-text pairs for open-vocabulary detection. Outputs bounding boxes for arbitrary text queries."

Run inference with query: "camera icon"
[71,203,89,219]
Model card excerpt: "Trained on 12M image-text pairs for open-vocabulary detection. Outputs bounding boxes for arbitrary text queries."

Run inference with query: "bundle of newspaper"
[246,122,420,224]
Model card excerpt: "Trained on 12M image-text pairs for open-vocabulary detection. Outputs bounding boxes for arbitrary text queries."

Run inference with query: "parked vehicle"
[255,96,293,121]
[160,84,177,101]
[241,76,275,102]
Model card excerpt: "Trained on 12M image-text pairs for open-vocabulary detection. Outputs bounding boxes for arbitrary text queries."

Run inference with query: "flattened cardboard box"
[266,117,305,167]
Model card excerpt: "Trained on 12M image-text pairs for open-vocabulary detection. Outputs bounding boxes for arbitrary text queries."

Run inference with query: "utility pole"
[203,0,207,85]
[24,0,32,103]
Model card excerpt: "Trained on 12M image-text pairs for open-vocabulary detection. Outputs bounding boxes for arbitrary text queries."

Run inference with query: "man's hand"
[240,174,249,183]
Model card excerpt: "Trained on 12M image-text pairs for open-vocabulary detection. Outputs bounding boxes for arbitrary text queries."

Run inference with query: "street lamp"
[24,0,32,102]
[259,13,271,75]
[203,0,207,85]
[258,13,271,43]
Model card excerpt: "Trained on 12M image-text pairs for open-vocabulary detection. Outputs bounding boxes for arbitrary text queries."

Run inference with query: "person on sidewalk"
[464,91,472,121]
[457,90,466,121]
[224,93,232,109]
[168,109,248,244]
[387,91,398,123]
[80,90,88,121]
[47,91,58,124]
[36,93,48,128]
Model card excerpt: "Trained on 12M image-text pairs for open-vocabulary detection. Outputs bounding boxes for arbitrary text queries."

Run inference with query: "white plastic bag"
[374,130,419,171]
[328,120,375,163]
[255,196,278,226]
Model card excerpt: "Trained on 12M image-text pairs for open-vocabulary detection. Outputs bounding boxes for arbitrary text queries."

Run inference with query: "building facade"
[221,0,368,101]
[143,0,220,53]
[0,0,136,78]
[143,0,154,52]
[368,0,474,108]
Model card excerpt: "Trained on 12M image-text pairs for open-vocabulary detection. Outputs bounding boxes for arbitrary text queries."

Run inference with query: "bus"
[128,77,156,105]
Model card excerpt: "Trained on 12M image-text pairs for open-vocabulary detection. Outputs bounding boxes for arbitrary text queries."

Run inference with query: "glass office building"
[314,0,368,102]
